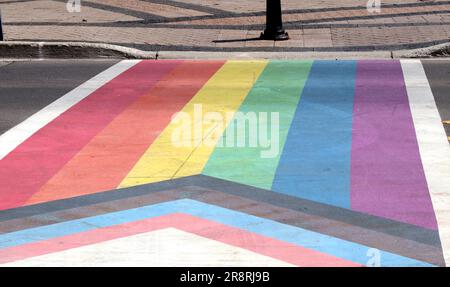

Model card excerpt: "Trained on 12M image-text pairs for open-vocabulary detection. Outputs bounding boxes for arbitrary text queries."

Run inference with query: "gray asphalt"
[0,59,118,135]
[423,60,450,139]
[0,59,448,267]
[0,59,449,141]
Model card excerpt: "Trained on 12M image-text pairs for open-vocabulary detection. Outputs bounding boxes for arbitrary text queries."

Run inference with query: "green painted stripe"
[202,61,313,189]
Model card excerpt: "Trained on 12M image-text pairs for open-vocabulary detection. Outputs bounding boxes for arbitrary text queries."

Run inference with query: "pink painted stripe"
[351,60,437,229]
[0,213,361,267]
[0,61,181,211]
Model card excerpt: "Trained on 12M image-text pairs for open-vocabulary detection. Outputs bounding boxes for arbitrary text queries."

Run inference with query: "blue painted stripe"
[0,199,432,267]
[271,60,357,208]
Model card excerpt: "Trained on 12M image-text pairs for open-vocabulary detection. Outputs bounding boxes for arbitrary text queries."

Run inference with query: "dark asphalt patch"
[422,60,450,141]
[0,59,118,136]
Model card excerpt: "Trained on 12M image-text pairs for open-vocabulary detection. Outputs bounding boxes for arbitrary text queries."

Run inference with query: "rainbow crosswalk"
[0,59,449,267]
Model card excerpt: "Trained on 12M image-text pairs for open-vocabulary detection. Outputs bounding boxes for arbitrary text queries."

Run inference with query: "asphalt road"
[1,59,449,139]
[0,59,449,267]
[423,60,450,138]
[0,60,118,135]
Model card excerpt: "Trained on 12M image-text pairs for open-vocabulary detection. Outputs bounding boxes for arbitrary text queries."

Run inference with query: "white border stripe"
[401,59,450,266]
[0,60,141,160]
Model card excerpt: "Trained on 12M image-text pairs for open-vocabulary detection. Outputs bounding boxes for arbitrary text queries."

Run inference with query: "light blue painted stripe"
[0,199,432,267]
[272,60,357,208]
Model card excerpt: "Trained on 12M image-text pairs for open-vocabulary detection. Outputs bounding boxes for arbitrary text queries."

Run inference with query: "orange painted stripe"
[26,61,225,205]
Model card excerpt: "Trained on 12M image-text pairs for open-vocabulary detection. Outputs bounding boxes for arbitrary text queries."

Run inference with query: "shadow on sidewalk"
[213,37,265,44]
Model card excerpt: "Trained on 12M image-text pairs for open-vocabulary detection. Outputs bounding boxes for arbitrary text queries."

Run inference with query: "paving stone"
[1,0,449,51]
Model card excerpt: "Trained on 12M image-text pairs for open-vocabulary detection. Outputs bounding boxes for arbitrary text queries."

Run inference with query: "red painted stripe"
[26,61,224,205]
[0,61,181,211]
[0,213,361,267]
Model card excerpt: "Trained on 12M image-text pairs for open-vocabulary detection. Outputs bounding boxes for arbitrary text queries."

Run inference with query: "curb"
[156,50,393,60]
[393,43,450,58]
[0,41,157,59]
[0,41,449,60]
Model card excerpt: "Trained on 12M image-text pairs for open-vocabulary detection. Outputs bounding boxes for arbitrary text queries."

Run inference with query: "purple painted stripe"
[350,60,437,230]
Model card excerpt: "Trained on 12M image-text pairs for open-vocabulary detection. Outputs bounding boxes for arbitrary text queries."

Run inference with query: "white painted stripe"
[0,60,141,160]
[401,59,450,266]
[2,228,294,267]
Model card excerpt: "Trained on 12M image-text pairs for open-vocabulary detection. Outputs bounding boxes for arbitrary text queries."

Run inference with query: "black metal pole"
[0,8,3,41]
[261,0,289,41]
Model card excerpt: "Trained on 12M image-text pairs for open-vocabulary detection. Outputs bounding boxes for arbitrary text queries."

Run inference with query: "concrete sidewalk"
[1,0,450,52]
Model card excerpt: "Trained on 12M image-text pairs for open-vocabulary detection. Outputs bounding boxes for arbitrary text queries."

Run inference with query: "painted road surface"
[0,59,449,267]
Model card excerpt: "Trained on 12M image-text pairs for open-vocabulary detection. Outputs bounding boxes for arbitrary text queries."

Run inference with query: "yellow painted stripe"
[119,60,267,188]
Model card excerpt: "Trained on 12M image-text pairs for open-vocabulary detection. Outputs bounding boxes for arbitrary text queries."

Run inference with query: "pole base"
[260,30,289,41]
